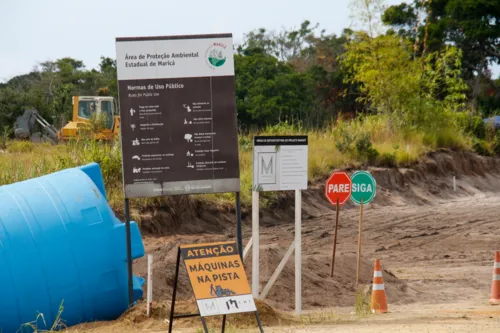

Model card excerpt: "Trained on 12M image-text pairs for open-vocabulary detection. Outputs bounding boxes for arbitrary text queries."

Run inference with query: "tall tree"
[234,48,315,128]
[383,0,500,114]
[382,0,500,78]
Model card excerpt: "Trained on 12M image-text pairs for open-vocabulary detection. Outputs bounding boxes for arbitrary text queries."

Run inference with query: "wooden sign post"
[168,241,264,333]
[350,171,377,287]
[324,172,352,277]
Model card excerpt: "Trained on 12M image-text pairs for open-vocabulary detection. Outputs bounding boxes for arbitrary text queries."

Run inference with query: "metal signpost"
[350,171,377,286]
[251,135,308,315]
[324,172,352,277]
[115,33,243,307]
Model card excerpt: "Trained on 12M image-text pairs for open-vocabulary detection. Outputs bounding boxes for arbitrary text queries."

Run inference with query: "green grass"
[19,301,66,332]
[0,115,474,216]
[354,287,371,318]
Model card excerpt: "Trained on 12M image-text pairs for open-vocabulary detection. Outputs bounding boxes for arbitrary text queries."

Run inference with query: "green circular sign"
[350,171,376,205]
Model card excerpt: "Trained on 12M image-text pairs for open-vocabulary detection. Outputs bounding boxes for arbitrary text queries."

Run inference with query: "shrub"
[7,140,36,153]
[334,127,355,155]
[492,132,500,156]
[355,132,379,164]
[377,152,397,167]
[238,135,252,151]
[454,111,486,140]
[472,138,492,156]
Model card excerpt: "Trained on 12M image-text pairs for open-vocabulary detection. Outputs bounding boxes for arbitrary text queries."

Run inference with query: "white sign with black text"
[252,136,308,192]
[197,294,257,317]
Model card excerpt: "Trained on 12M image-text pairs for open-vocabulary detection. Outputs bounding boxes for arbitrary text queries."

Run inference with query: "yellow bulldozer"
[14,96,121,144]
[57,96,121,141]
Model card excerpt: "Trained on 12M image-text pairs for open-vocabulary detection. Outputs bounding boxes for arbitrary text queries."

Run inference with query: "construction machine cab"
[57,96,121,141]
[76,96,114,129]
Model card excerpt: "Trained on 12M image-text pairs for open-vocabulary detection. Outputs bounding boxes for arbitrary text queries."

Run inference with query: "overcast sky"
[0,0,498,82]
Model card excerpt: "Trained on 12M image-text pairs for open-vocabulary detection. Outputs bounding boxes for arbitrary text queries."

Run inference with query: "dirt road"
[137,191,500,309]
[243,300,500,333]
[66,186,500,332]
[253,192,500,310]
[68,299,500,333]
[91,151,500,332]
[120,192,500,332]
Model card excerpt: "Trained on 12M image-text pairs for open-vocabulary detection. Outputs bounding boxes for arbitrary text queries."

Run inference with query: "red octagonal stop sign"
[325,172,352,205]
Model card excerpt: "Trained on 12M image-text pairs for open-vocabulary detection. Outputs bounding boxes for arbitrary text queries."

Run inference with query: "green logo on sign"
[206,43,227,68]
[350,170,376,205]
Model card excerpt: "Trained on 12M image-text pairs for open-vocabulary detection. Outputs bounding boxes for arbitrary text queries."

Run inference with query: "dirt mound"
[133,196,237,236]
[246,246,417,311]
[95,297,292,332]
[134,149,500,236]
[130,149,500,313]
[265,149,500,222]
[134,236,417,312]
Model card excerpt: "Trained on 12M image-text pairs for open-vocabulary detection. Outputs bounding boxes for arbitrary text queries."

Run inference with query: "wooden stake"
[147,254,153,317]
[331,198,340,277]
[356,198,364,286]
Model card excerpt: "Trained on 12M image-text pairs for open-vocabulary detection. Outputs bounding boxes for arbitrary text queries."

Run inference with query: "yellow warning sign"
[180,241,256,316]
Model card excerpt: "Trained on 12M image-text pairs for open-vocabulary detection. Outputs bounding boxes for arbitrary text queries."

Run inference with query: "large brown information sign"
[115,33,240,198]
[181,241,256,317]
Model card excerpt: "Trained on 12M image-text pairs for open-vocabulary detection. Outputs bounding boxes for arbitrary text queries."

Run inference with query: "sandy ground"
[134,190,500,309]
[68,298,500,333]
[67,150,500,333]
[238,301,500,333]
[67,190,500,333]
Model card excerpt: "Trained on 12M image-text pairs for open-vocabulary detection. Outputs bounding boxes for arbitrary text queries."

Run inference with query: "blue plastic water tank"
[0,163,145,333]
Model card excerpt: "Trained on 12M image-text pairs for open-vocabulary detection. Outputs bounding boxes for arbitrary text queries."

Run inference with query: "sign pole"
[236,191,243,257]
[255,313,265,333]
[331,198,340,277]
[295,189,302,315]
[356,198,364,286]
[147,254,153,317]
[168,247,204,333]
[350,170,376,287]
[124,198,134,306]
[252,190,260,298]
[167,248,178,333]
[324,171,352,277]
[221,315,226,332]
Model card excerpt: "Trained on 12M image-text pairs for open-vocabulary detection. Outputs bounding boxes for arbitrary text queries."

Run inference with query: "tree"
[382,0,500,78]
[383,0,500,115]
[51,83,74,128]
[349,0,389,38]
[97,56,118,99]
[0,55,120,130]
[234,49,315,129]
[303,29,364,120]
[341,30,467,131]
[237,20,319,63]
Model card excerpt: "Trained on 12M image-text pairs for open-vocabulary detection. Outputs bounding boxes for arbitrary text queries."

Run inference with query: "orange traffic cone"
[489,251,500,305]
[371,259,388,313]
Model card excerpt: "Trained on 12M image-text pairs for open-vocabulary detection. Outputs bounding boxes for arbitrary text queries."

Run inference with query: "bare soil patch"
[66,149,500,332]
[132,150,500,312]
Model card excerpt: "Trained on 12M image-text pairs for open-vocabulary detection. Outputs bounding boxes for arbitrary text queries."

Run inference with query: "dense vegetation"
[1,0,500,209]
[1,1,499,130]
